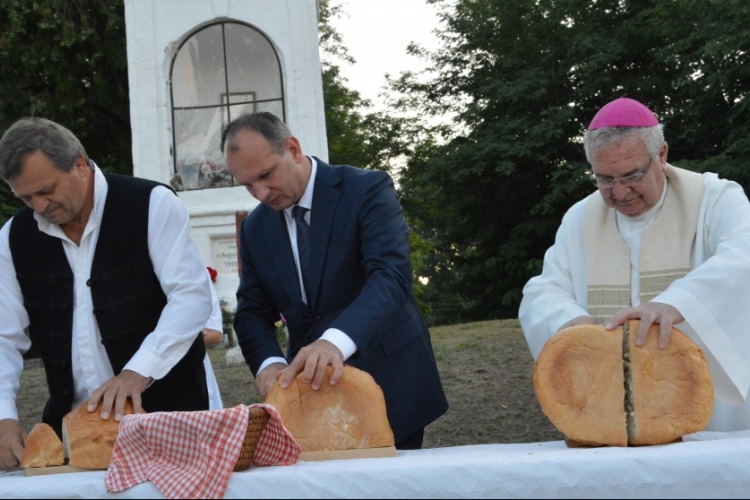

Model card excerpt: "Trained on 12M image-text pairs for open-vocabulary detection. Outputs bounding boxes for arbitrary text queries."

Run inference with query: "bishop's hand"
[605,302,685,349]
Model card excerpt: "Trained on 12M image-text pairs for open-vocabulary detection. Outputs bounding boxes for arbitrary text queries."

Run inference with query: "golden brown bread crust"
[629,320,714,446]
[265,365,395,452]
[21,423,64,468]
[533,324,628,447]
[62,400,135,469]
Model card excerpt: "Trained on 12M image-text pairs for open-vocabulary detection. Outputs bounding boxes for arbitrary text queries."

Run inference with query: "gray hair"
[221,112,291,155]
[0,118,91,181]
[583,125,665,163]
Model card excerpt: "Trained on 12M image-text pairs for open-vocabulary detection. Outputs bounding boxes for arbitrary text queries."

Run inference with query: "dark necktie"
[292,205,312,304]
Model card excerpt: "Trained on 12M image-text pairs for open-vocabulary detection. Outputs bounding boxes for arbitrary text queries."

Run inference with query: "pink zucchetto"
[588,97,660,130]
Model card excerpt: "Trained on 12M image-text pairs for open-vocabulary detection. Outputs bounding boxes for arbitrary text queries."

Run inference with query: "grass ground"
[16,319,563,447]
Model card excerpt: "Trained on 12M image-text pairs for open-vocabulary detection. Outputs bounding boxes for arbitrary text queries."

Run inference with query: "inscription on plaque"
[211,236,238,274]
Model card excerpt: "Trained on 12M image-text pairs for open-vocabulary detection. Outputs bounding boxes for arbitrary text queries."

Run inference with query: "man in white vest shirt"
[520,97,750,431]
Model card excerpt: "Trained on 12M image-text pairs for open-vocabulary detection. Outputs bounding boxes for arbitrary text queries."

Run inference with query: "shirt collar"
[285,156,317,217]
[34,162,108,237]
[616,174,669,227]
[637,175,668,222]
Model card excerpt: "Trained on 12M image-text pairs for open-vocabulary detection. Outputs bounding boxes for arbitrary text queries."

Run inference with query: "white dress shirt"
[0,165,216,420]
[256,157,357,375]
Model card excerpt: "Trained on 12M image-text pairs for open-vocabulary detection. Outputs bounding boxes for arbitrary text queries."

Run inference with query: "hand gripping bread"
[21,423,65,468]
[62,400,135,469]
[265,365,394,452]
[534,320,713,446]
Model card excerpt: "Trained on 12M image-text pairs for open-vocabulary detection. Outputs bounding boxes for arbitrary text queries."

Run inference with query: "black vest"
[9,174,208,436]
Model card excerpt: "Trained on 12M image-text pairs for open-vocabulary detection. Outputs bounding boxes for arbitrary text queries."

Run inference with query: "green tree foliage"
[396,0,750,322]
[0,0,131,225]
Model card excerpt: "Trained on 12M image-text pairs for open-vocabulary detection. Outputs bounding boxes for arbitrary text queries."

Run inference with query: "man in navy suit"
[222,112,447,449]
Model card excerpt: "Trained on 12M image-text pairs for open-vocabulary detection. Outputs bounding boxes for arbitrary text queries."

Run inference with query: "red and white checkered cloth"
[104,404,300,499]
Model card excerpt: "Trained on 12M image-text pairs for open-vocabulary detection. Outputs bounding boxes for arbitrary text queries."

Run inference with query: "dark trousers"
[395,428,425,450]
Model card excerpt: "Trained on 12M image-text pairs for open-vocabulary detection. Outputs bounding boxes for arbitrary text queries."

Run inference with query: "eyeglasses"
[589,154,657,189]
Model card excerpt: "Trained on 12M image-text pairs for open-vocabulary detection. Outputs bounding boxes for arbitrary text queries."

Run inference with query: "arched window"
[170,22,285,191]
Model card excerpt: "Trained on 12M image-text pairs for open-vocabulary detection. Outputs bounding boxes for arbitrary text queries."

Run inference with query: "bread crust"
[265,365,395,452]
[629,320,714,445]
[62,400,135,469]
[533,325,628,447]
[21,423,64,468]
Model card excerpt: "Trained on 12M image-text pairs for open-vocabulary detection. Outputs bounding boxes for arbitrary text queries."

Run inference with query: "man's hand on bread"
[606,302,685,349]
[280,339,344,392]
[0,418,25,471]
[255,362,288,400]
[558,315,596,332]
[88,370,151,421]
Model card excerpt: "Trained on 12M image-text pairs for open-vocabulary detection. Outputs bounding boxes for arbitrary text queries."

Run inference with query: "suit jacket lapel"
[264,208,304,306]
[307,160,341,309]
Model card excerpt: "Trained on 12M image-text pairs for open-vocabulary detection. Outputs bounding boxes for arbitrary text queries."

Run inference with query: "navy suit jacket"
[235,159,448,441]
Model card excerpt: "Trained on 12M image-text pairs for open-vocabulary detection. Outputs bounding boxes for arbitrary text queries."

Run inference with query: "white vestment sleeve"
[655,176,750,405]
[123,187,213,380]
[0,219,31,421]
[520,199,592,359]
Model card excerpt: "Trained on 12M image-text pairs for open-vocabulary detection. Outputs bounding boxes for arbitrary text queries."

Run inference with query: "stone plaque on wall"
[211,236,239,275]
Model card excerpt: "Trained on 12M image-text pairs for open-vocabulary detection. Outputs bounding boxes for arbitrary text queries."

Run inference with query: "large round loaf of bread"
[629,320,713,445]
[62,400,135,469]
[534,322,714,447]
[533,324,628,447]
[265,365,394,452]
[21,423,64,468]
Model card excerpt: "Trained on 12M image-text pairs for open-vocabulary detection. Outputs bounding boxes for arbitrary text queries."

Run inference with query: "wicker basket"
[233,407,271,472]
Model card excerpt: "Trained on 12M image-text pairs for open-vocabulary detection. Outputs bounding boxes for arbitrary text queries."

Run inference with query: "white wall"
[124,0,328,307]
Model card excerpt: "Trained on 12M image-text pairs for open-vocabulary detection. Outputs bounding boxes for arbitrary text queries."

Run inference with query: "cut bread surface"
[21,423,64,468]
[623,322,637,444]
[534,321,713,447]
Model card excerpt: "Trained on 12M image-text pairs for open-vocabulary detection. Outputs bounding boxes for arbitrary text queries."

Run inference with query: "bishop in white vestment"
[520,97,750,431]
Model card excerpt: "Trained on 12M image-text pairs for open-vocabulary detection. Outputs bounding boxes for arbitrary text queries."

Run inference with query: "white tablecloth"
[3,431,750,499]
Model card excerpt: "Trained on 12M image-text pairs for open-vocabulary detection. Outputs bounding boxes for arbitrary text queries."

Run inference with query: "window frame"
[169,20,286,190]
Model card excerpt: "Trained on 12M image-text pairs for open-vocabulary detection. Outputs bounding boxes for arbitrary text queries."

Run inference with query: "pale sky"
[326,0,443,111]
